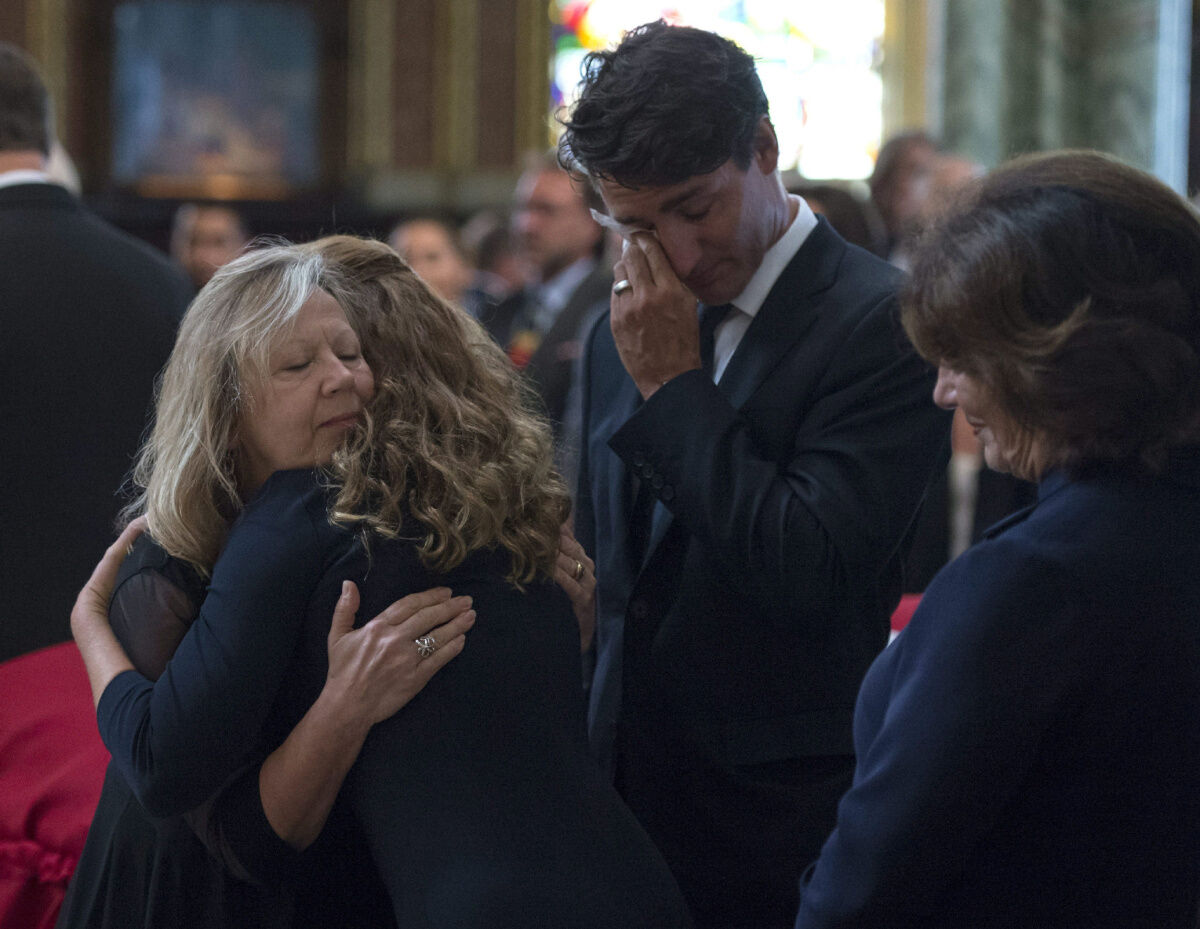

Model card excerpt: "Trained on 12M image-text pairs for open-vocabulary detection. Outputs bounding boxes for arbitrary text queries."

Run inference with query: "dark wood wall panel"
[0,4,26,46]
[475,0,517,168]
[392,0,437,167]
[70,0,108,188]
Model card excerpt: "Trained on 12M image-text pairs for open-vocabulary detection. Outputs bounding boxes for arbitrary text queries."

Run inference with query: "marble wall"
[939,0,1178,180]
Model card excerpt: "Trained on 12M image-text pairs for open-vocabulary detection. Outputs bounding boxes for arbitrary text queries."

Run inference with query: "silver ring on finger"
[415,635,438,659]
[612,279,633,296]
[572,559,584,581]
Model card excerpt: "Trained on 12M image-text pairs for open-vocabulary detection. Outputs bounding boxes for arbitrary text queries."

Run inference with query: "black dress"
[96,470,691,928]
[56,536,394,929]
[55,537,294,929]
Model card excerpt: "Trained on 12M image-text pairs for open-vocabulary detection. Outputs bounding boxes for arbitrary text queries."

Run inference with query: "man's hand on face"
[609,233,702,400]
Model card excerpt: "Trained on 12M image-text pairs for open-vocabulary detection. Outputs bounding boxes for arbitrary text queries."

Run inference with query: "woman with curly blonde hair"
[72,236,688,928]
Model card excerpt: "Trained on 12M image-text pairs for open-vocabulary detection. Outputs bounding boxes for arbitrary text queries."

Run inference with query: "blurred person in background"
[459,208,527,304]
[888,152,985,270]
[868,129,936,264]
[787,179,887,256]
[387,215,483,315]
[480,151,610,402]
[170,202,249,291]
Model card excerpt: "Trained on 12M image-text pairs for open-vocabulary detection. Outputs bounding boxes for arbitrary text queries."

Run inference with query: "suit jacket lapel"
[636,220,847,575]
[717,218,845,411]
[594,357,644,577]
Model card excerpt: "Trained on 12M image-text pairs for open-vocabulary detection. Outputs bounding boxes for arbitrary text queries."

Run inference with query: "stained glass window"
[550,1,884,180]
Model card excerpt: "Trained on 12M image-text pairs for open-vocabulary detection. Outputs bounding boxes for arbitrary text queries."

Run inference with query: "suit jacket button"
[629,599,649,620]
[640,463,654,479]
[632,452,646,468]
[661,485,675,501]
[651,474,664,489]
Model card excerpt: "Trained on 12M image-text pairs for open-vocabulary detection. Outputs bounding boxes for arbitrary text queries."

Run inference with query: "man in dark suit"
[479,151,611,445]
[559,22,949,929]
[0,43,191,662]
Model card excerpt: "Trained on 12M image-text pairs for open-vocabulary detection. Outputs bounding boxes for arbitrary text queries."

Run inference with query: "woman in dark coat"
[794,151,1200,928]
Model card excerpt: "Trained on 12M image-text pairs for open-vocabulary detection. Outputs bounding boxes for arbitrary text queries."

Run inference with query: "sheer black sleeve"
[106,533,299,882]
[108,533,207,681]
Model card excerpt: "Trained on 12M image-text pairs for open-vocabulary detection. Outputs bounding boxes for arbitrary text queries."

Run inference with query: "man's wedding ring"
[572,559,585,581]
[612,279,633,295]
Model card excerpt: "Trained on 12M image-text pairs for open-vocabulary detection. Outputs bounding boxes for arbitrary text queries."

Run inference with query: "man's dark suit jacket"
[480,260,612,435]
[1,182,190,662]
[904,461,1037,591]
[575,218,949,929]
[796,454,1200,928]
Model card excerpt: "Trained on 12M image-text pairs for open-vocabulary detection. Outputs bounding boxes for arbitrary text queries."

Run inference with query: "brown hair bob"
[903,149,1200,474]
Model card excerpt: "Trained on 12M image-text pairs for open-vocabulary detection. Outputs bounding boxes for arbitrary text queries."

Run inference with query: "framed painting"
[110,1,320,199]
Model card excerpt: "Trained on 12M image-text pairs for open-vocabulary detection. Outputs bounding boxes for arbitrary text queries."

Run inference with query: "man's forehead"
[599,172,716,222]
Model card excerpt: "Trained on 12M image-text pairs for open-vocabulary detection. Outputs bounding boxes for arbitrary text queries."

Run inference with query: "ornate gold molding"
[515,0,550,155]
[434,0,478,171]
[883,0,928,138]
[347,0,395,172]
[26,0,68,138]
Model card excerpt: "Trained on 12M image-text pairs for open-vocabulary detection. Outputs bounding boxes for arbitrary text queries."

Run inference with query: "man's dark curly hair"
[557,20,768,188]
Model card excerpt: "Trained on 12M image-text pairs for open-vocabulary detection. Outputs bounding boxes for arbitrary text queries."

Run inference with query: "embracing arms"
[255,580,470,848]
[72,514,472,852]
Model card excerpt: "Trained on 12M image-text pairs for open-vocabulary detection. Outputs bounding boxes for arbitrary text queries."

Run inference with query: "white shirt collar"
[0,169,53,190]
[529,256,597,333]
[537,256,595,311]
[728,194,818,318]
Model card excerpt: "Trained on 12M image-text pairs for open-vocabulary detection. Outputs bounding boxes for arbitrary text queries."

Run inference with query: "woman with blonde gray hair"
[70,236,687,928]
[61,237,475,929]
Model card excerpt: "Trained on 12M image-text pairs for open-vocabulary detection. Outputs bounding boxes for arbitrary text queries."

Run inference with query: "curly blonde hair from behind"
[122,243,339,574]
[310,235,571,586]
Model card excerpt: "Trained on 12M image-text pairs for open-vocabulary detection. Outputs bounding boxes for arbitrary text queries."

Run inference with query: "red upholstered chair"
[0,643,108,929]
[890,593,922,638]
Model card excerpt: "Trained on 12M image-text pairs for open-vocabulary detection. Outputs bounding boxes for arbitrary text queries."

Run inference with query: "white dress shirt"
[0,169,52,189]
[711,194,818,383]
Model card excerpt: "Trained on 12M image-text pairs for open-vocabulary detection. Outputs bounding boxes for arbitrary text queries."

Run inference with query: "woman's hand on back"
[555,525,597,652]
[323,582,475,729]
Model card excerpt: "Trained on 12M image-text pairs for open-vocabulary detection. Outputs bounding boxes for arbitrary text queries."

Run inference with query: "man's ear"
[752,116,780,175]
